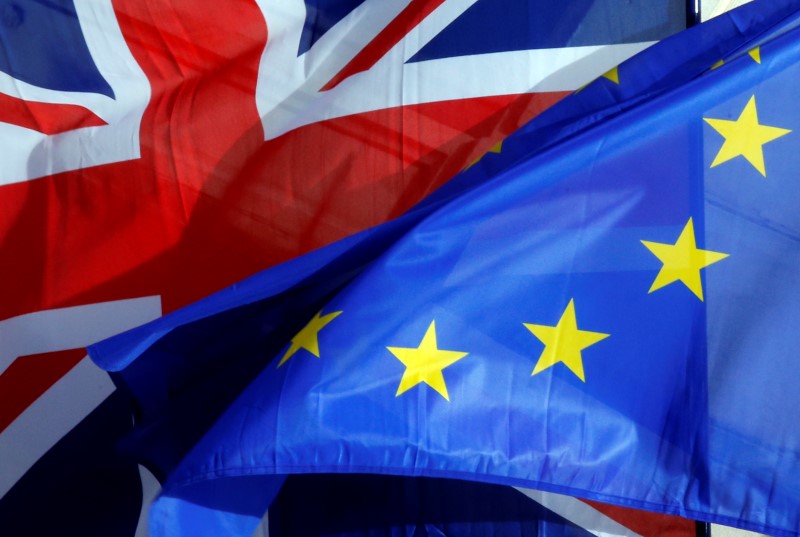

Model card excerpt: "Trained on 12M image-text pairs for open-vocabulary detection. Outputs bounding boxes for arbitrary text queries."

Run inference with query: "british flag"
[0,0,689,534]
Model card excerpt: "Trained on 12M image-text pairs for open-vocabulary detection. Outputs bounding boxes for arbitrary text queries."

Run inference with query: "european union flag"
[90,1,800,536]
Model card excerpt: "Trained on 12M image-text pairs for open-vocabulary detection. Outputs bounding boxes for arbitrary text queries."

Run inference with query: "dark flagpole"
[688,0,702,26]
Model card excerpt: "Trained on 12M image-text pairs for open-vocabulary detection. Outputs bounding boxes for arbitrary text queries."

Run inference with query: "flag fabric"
[90,1,800,536]
[0,0,689,535]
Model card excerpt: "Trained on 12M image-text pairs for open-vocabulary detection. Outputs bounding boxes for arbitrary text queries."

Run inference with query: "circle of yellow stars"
[275,220,733,397]
[276,54,792,402]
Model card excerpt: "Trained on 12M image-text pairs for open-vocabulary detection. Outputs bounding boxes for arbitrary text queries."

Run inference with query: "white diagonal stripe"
[0,297,161,498]
[516,487,643,537]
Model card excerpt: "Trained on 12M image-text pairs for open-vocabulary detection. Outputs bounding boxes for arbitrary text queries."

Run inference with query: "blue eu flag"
[91,1,800,536]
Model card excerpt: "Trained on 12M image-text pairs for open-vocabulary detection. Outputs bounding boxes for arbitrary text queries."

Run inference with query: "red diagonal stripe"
[583,499,697,537]
[0,93,107,135]
[0,348,86,433]
[320,0,447,91]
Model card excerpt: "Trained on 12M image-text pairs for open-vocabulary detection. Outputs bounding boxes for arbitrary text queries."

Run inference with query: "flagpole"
[688,0,702,25]
[696,521,711,537]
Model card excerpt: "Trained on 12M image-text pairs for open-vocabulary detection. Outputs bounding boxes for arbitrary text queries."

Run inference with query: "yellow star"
[466,140,503,169]
[641,218,728,301]
[524,299,608,382]
[575,66,619,94]
[387,321,468,400]
[704,95,791,176]
[602,66,619,84]
[277,309,342,367]
[710,47,760,70]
